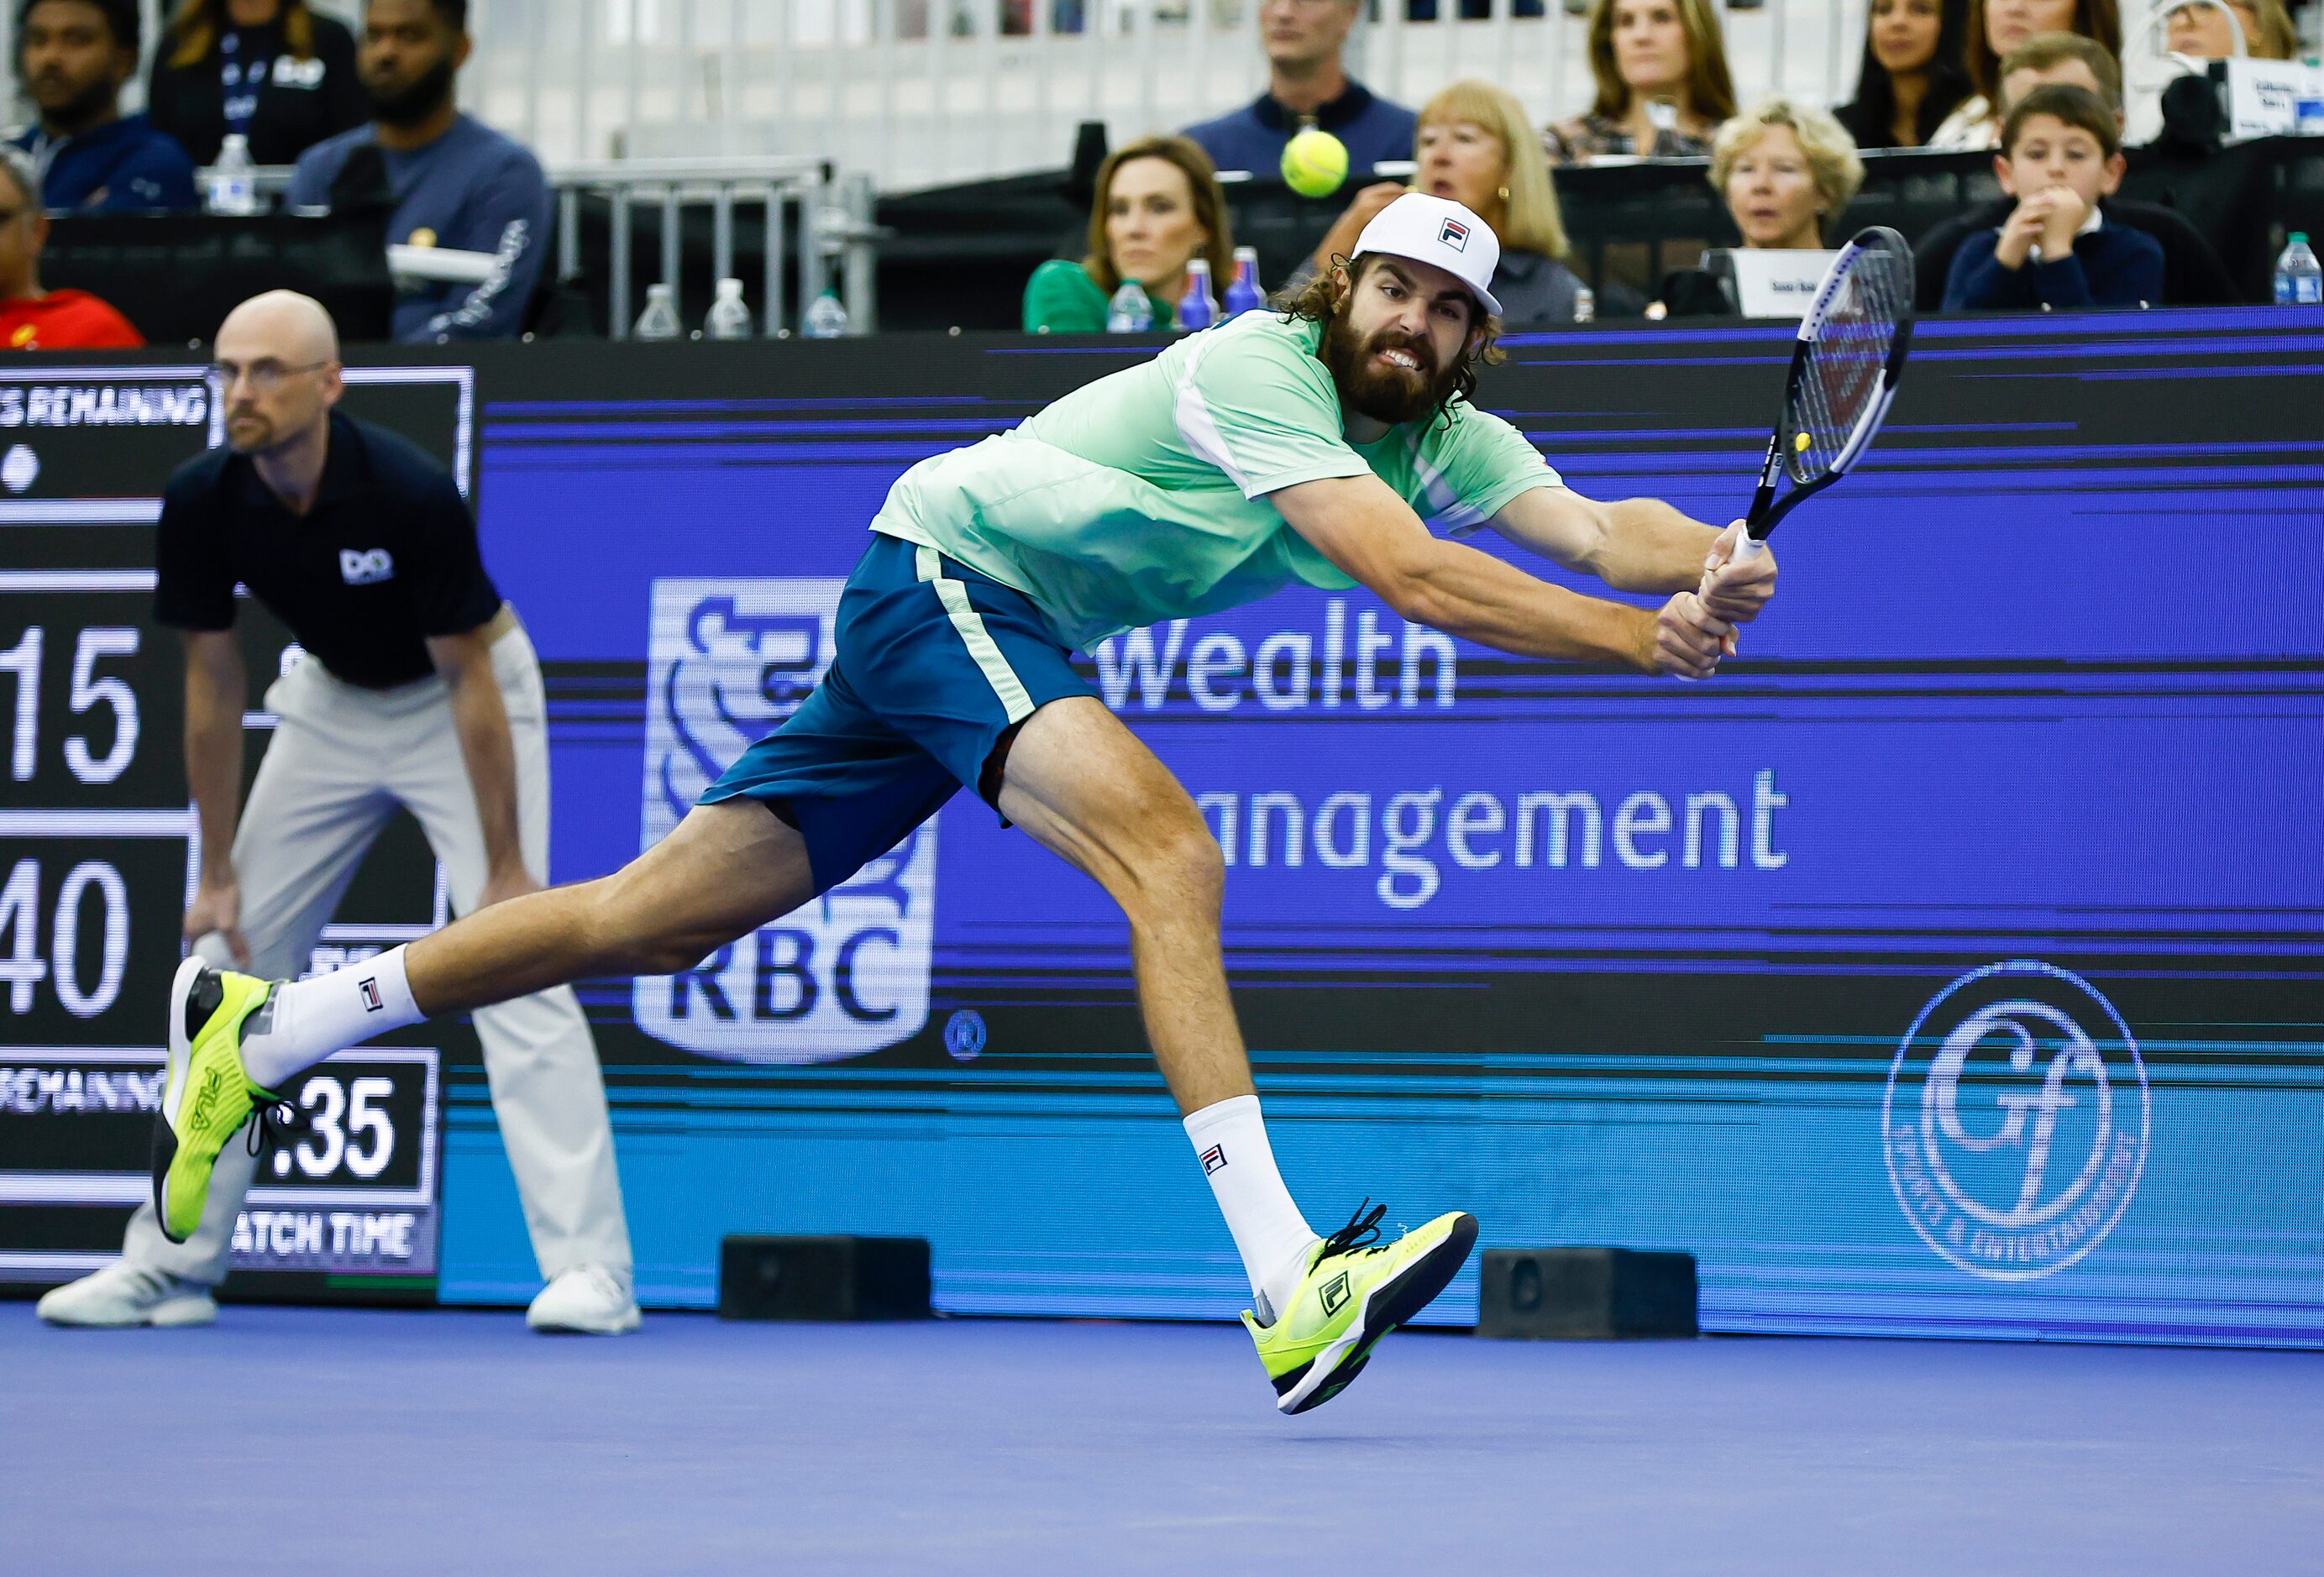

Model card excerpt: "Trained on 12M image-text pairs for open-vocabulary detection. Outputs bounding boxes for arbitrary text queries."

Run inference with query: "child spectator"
[1543,0,1737,164]
[1943,82,2162,310]
[1023,136,1232,332]
[1928,0,2121,148]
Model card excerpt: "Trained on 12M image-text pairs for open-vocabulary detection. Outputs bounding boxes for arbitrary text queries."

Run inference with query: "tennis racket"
[1729,227,1916,568]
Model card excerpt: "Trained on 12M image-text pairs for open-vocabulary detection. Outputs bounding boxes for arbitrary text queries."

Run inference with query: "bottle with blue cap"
[1177,259,1219,332]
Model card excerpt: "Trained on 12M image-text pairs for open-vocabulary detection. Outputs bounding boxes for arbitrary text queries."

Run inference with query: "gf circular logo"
[1883,961,2150,1281]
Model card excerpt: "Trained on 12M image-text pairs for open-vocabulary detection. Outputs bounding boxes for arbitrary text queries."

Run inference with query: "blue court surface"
[8,1306,2317,1574]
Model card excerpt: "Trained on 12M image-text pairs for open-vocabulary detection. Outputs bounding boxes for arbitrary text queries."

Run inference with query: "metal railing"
[234,156,882,337]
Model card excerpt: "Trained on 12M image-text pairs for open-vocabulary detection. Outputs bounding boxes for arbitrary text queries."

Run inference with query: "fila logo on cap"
[1438,217,1470,251]
[1200,1144,1228,1176]
[359,977,383,1012]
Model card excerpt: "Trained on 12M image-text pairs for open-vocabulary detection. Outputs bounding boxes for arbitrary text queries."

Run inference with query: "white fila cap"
[1349,192,1503,318]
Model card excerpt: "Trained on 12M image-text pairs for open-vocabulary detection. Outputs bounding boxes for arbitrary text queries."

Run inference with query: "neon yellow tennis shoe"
[153,957,286,1244]
[1245,1201,1478,1415]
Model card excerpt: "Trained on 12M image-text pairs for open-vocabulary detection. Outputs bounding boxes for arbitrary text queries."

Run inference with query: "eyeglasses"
[211,359,332,393]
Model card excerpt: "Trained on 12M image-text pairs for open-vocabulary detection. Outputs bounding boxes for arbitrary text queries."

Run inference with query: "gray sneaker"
[35,1260,217,1328]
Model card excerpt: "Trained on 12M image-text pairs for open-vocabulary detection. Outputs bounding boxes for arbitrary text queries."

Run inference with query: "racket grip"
[1730,532,1768,566]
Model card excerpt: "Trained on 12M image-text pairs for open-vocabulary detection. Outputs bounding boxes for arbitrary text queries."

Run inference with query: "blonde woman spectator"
[2162,0,2296,58]
[1712,97,1866,250]
[1022,135,1235,333]
[1928,0,2122,147]
[1543,0,1739,164]
[1305,80,1592,326]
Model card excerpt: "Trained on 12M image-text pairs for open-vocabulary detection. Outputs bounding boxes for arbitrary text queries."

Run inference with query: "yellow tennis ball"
[1281,128,1350,198]
[1793,431,1813,452]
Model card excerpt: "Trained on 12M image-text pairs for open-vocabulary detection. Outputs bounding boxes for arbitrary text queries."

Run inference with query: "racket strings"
[1786,250,1907,484]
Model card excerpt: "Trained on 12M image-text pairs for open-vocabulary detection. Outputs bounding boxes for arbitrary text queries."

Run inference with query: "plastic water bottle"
[803,290,850,338]
[1222,246,1264,317]
[1176,258,1218,332]
[704,277,753,339]
[206,133,256,216]
[2274,232,2321,305]
[1571,284,1595,324]
[1105,280,1153,333]
[632,282,683,340]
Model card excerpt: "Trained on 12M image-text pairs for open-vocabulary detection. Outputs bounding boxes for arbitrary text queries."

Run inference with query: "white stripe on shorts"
[915,544,1036,725]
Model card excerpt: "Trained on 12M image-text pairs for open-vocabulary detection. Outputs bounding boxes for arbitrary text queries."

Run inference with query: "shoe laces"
[243,1094,302,1158]
[1316,1199,1390,1264]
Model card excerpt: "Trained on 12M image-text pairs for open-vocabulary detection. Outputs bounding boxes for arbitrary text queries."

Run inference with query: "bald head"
[216,290,340,366]
[214,291,344,458]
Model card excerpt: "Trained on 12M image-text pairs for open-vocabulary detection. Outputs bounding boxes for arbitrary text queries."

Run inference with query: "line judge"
[37,290,637,1335]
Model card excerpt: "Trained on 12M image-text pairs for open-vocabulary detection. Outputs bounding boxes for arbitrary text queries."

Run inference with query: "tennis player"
[150,195,1774,1414]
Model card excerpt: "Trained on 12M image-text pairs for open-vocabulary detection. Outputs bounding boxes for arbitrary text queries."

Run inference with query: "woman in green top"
[1023,135,1236,333]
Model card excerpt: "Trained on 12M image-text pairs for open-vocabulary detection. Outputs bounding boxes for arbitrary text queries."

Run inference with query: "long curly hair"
[1273,255,1506,432]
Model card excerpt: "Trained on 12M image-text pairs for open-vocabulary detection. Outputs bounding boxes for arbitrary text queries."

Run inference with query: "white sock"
[1183,1094,1319,1326]
[239,946,422,1090]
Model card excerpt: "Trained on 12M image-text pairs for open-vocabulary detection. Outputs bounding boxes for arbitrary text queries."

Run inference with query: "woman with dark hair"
[1926,0,2121,148]
[1542,0,1739,164]
[1023,135,1235,333]
[1833,0,1975,149]
[146,0,365,168]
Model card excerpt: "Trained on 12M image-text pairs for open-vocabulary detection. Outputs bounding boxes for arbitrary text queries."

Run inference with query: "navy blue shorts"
[700,532,1094,893]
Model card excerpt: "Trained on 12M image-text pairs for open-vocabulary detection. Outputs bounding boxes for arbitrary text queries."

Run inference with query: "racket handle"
[1730,532,1768,566]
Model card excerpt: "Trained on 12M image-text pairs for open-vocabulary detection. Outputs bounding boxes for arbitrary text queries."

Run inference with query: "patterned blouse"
[1541,112,1716,165]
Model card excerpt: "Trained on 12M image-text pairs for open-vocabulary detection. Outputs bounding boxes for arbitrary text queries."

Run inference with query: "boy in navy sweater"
[1944,84,2164,312]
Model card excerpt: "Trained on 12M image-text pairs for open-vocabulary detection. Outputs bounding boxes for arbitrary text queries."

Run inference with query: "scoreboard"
[0,362,470,1296]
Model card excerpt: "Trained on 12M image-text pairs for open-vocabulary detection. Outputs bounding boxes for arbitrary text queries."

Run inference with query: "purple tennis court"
[12,1307,2319,1572]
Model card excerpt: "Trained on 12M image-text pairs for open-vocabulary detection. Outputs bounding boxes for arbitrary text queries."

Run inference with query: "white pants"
[121,624,632,1286]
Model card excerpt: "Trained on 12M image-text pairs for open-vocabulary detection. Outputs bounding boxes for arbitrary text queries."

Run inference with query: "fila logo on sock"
[1199,1144,1227,1176]
[339,547,395,585]
[359,977,384,1012]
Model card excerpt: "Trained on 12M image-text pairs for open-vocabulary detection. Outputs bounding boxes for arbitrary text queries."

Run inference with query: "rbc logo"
[634,579,936,1065]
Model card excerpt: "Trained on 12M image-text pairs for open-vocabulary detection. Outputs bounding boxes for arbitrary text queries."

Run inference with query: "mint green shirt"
[872,309,1561,648]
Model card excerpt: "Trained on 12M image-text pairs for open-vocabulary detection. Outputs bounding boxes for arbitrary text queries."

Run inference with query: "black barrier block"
[717,1235,931,1322]
[1477,1248,1698,1340]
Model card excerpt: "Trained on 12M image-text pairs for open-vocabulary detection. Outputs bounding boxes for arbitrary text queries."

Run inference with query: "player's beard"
[1319,307,1460,427]
[224,409,275,453]
[365,55,458,128]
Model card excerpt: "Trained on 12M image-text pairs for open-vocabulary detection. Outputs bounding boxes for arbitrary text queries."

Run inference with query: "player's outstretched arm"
[1272,474,1730,678]
[1484,485,1776,625]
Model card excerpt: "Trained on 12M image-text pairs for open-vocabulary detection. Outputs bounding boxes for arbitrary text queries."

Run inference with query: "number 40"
[0,857,128,1018]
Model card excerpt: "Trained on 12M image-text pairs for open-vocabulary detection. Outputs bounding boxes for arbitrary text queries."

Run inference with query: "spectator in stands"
[1023,135,1233,331]
[0,144,140,345]
[1928,0,2120,147]
[1944,82,2162,308]
[1913,34,2234,305]
[286,0,546,342]
[1713,97,1865,250]
[1833,0,1975,149]
[9,0,199,212]
[148,0,370,169]
[1304,80,1592,327]
[1181,0,1418,180]
[1543,0,1738,165]
[2163,0,2297,58]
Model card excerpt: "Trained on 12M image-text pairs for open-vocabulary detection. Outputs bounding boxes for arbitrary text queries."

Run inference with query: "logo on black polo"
[1438,218,1470,251]
[339,548,395,585]
[1319,1271,1351,1317]
[1884,961,2150,1281]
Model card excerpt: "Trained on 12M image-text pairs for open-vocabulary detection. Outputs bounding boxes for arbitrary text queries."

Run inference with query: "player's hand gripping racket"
[1728,227,1916,568]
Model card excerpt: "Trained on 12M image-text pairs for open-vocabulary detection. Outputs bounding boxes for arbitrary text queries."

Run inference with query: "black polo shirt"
[154,411,502,689]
